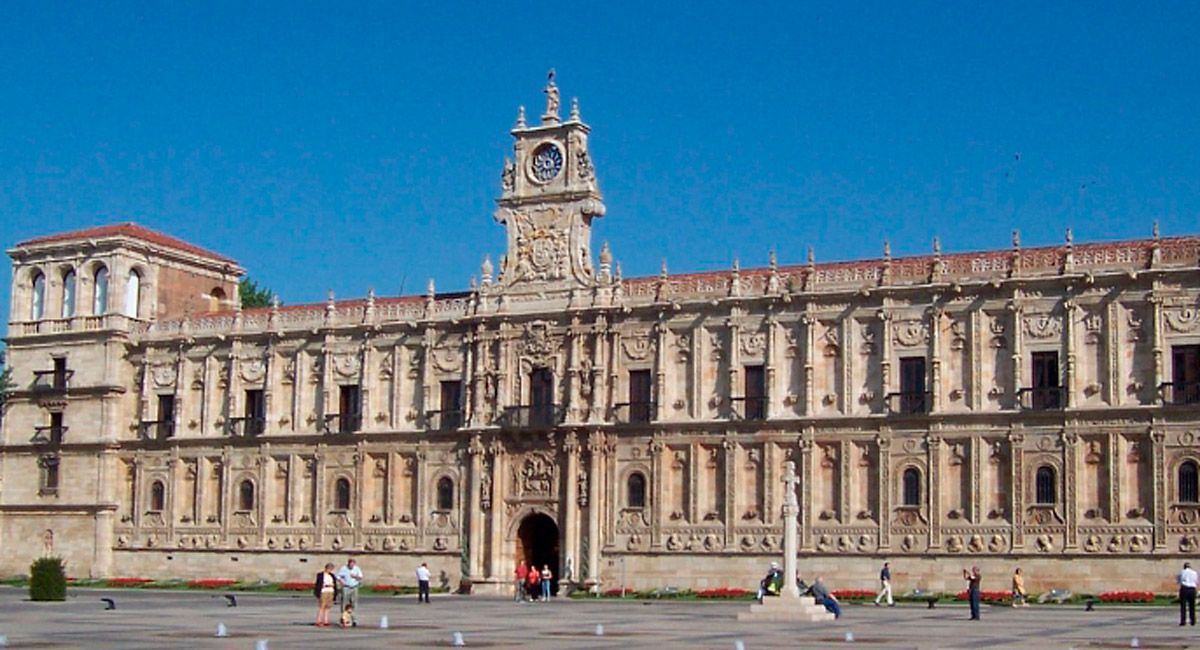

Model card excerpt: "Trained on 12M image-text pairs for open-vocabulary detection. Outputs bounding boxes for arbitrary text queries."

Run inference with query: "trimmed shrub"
[29,557,67,601]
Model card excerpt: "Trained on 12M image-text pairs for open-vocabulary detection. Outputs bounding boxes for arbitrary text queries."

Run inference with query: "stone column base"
[737,595,836,622]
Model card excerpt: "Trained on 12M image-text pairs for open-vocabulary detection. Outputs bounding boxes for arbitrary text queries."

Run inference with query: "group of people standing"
[514,560,555,601]
[312,557,434,628]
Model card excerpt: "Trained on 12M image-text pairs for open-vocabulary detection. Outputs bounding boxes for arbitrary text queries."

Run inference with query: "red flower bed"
[106,578,153,587]
[832,589,877,599]
[696,587,754,599]
[188,578,237,589]
[1099,591,1154,603]
[955,590,1011,603]
[603,588,630,597]
[279,581,313,591]
[370,584,406,593]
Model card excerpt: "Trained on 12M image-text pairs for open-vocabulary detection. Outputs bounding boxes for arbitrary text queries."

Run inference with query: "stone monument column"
[781,461,800,599]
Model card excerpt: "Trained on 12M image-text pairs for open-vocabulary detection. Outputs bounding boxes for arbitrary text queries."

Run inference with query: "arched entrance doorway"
[515,513,560,595]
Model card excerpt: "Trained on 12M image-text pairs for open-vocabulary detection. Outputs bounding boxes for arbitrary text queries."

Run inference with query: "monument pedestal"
[737,594,836,622]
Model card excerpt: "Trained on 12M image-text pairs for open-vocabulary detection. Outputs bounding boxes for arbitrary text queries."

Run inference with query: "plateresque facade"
[4,82,1200,593]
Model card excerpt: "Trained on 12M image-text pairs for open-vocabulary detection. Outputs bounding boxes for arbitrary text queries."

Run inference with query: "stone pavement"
[0,587,1197,649]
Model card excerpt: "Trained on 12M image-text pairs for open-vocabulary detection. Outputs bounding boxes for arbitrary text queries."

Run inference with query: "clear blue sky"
[2,1,1198,321]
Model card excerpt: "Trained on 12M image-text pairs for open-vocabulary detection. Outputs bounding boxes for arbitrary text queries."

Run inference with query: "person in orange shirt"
[515,561,529,602]
[526,565,542,601]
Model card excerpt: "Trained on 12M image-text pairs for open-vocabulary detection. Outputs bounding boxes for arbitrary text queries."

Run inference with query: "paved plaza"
[0,587,1196,649]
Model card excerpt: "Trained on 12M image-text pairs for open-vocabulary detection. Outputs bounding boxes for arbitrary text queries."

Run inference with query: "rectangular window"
[628,370,653,423]
[898,356,928,414]
[529,368,554,426]
[1030,351,1061,410]
[1172,345,1200,405]
[49,411,65,444]
[743,365,766,420]
[40,456,60,495]
[439,380,463,429]
[244,389,265,435]
[156,394,176,439]
[52,357,68,390]
[338,385,362,433]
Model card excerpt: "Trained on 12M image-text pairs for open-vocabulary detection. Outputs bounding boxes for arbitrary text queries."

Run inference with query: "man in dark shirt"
[875,562,893,607]
[963,566,982,620]
[810,576,841,619]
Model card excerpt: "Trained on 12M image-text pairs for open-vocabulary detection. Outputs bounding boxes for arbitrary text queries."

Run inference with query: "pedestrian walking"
[313,563,339,627]
[1179,561,1198,626]
[1011,567,1028,607]
[526,565,542,601]
[416,562,432,604]
[874,562,894,606]
[963,566,982,621]
[515,560,528,602]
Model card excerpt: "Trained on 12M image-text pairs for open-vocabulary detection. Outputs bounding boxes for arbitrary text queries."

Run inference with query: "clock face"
[531,143,563,182]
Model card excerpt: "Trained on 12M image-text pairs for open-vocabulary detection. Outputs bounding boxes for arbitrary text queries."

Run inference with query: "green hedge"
[29,557,67,601]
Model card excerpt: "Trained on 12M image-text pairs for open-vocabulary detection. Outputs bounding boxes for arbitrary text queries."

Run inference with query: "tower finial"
[883,239,891,261]
[481,255,494,286]
[515,105,526,129]
[1153,220,1161,240]
[1012,229,1021,249]
[569,97,581,122]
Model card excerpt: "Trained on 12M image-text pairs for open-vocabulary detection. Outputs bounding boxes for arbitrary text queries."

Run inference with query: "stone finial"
[766,250,781,295]
[324,290,336,325]
[515,105,526,129]
[932,236,942,257]
[426,278,436,298]
[660,258,669,279]
[615,261,623,283]
[598,241,612,282]
[481,255,494,286]
[768,248,778,271]
[365,288,376,323]
[569,97,581,122]
[1012,229,1021,250]
[271,295,281,311]
[1065,227,1073,245]
[469,276,477,291]
[883,240,891,261]
[807,247,815,267]
[1151,221,1162,268]
[1153,220,1160,240]
[730,257,742,297]
[613,262,625,302]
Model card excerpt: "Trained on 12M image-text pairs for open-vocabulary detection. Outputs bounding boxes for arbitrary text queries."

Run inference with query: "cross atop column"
[783,461,799,508]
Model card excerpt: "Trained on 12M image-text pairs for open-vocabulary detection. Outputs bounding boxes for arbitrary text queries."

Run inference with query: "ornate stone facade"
[3,82,1200,592]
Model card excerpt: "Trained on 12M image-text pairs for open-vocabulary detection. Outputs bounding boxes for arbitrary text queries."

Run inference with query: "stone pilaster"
[927,433,942,548]
[723,435,736,549]
[586,432,604,579]
[649,436,664,549]
[467,435,484,578]
[1063,431,1078,549]
[487,438,506,579]
[563,432,580,580]
[802,312,816,416]
[1010,432,1025,549]
[1064,298,1077,408]
[765,316,777,419]
[1152,428,1167,548]
[876,433,891,548]
[930,307,943,412]
[799,431,815,551]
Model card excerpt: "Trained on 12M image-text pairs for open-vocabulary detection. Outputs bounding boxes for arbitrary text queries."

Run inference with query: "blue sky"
[1,1,1198,322]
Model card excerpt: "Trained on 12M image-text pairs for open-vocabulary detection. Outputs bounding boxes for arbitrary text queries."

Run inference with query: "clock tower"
[493,72,607,296]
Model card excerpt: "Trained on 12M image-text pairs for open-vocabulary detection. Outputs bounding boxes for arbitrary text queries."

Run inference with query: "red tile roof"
[16,222,240,265]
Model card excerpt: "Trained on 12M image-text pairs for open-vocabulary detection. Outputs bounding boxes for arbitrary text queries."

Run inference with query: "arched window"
[627,472,646,508]
[149,480,165,512]
[902,467,921,507]
[436,477,454,511]
[238,479,255,511]
[1036,466,1057,505]
[334,477,352,511]
[1180,461,1199,504]
[124,269,141,318]
[93,266,109,314]
[31,272,46,320]
[209,287,226,312]
[61,270,76,318]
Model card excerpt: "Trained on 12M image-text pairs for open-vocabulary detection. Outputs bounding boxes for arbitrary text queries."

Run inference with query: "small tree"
[238,278,276,309]
[29,557,67,601]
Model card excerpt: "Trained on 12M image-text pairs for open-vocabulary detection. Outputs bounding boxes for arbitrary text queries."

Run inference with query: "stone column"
[765,316,777,419]
[360,342,374,431]
[971,434,983,524]
[728,317,742,417]
[353,444,366,548]
[1108,432,1120,522]
[563,432,580,581]
[1010,302,1024,405]
[487,439,506,580]
[1105,303,1120,406]
[1151,292,1165,400]
[586,433,604,580]
[654,320,668,422]
[467,435,485,578]
[929,307,943,413]
[879,311,894,403]
[839,318,852,412]
[781,461,801,599]
[650,437,665,547]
